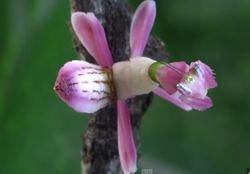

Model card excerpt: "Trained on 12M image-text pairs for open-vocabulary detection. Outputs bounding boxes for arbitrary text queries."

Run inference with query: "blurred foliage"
[1,0,250,174]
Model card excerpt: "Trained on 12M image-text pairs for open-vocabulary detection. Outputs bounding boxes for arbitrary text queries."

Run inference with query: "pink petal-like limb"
[179,95,213,111]
[54,60,114,113]
[190,61,217,89]
[153,87,192,111]
[117,100,137,174]
[71,12,113,67]
[153,87,213,111]
[157,61,188,94]
[130,0,156,58]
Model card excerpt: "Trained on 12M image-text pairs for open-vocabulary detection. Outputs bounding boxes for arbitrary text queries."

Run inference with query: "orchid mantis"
[54,0,217,173]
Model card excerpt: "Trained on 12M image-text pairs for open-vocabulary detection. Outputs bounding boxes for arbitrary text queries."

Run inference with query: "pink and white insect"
[54,0,217,173]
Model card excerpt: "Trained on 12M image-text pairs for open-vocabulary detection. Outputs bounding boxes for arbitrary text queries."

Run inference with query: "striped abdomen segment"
[54,60,115,113]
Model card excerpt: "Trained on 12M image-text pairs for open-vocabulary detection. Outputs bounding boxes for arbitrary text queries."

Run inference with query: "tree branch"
[70,0,169,173]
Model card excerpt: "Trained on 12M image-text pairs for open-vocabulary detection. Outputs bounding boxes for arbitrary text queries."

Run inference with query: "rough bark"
[69,0,169,173]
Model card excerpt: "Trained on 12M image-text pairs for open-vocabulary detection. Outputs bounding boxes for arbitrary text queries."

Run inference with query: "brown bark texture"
[70,0,169,173]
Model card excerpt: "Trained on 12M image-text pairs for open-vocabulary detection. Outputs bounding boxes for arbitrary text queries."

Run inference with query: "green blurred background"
[1,0,250,173]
